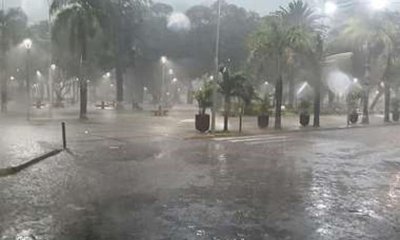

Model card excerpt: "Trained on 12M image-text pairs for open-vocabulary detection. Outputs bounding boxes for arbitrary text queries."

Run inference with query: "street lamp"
[169,69,174,75]
[161,56,167,64]
[324,1,337,16]
[23,38,32,120]
[23,39,32,49]
[369,0,389,10]
[160,56,168,111]
[172,77,178,83]
[50,64,56,71]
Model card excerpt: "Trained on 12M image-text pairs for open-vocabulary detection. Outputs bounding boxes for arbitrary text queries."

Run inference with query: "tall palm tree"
[277,0,322,127]
[51,0,105,119]
[341,11,397,124]
[0,8,28,113]
[218,68,246,132]
[250,2,316,129]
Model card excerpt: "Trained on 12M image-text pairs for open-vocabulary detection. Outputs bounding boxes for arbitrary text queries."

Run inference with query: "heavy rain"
[1,0,400,239]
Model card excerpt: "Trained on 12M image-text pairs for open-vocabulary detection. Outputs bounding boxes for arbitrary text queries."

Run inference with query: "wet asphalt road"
[1,124,400,240]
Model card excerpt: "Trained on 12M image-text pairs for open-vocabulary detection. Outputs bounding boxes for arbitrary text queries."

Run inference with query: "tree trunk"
[370,88,383,112]
[116,55,124,109]
[223,95,230,132]
[79,33,88,120]
[384,81,391,123]
[1,33,7,113]
[115,11,124,110]
[362,47,371,124]
[187,81,193,104]
[275,74,283,129]
[313,67,321,128]
[288,76,295,109]
[1,69,6,113]
[328,90,335,108]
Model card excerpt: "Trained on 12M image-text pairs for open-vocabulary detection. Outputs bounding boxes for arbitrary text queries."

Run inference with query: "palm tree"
[51,0,105,119]
[277,0,322,127]
[341,11,397,124]
[0,8,28,113]
[218,66,244,132]
[250,5,315,129]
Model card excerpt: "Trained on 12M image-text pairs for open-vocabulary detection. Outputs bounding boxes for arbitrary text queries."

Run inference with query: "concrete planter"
[257,114,269,129]
[195,114,210,133]
[300,113,310,127]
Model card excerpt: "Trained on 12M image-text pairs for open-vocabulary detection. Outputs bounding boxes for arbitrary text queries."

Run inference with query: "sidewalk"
[0,103,395,169]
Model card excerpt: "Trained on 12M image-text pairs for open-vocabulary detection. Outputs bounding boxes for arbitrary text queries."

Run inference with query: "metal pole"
[26,49,31,120]
[47,0,53,118]
[211,0,221,133]
[161,63,165,111]
[61,122,67,149]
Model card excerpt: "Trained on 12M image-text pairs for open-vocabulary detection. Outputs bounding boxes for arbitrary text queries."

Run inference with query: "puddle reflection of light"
[387,172,400,205]
[218,153,227,175]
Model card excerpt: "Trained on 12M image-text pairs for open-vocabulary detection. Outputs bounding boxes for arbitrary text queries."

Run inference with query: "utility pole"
[211,0,221,133]
[46,0,53,118]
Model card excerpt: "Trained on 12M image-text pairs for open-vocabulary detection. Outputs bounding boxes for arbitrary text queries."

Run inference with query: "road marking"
[214,134,286,141]
[230,136,287,143]
[245,138,296,145]
[214,135,295,145]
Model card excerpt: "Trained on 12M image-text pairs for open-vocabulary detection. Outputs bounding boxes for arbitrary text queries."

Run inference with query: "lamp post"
[160,56,167,111]
[49,63,56,113]
[45,0,54,117]
[211,0,222,133]
[23,38,32,120]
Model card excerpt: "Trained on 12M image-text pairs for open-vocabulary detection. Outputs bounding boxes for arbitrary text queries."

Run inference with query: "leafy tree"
[340,10,398,124]
[103,0,149,109]
[194,80,213,115]
[218,67,246,131]
[51,0,106,119]
[277,0,322,127]
[249,10,314,129]
[0,8,28,112]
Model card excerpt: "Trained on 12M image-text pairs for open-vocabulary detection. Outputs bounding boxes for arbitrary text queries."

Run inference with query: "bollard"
[239,114,243,133]
[62,122,67,149]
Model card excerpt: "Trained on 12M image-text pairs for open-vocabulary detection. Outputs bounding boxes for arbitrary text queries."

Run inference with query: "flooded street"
[1,125,400,239]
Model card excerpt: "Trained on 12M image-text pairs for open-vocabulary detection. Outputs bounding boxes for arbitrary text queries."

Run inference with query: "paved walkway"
[0,104,395,168]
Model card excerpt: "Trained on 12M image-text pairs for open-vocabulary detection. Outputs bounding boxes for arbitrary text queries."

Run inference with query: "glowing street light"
[369,0,389,10]
[172,77,178,83]
[161,56,167,64]
[353,78,359,83]
[36,70,42,77]
[169,69,174,75]
[50,64,56,71]
[324,1,337,16]
[23,38,32,49]
[10,76,15,81]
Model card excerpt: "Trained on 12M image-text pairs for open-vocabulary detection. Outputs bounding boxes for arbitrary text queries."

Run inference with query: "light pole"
[160,56,167,111]
[46,0,53,117]
[49,63,56,110]
[211,0,222,133]
[23,38,32,120]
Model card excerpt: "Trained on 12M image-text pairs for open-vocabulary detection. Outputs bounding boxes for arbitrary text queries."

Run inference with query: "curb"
[186,122,400,140]
[0,149,63,177]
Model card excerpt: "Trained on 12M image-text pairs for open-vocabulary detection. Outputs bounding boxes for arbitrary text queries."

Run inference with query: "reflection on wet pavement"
[1,126,400,239]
